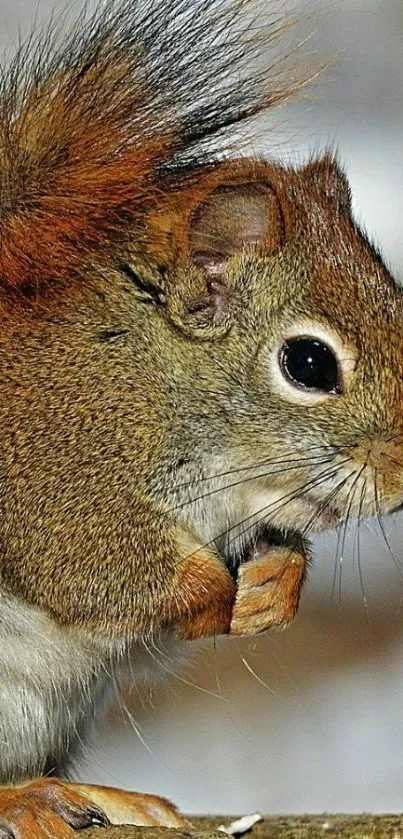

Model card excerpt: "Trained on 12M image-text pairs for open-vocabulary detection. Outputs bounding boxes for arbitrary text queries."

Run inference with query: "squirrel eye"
[279,337,342,394]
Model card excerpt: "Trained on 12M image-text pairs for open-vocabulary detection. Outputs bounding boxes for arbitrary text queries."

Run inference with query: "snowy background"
[0,0,402,816]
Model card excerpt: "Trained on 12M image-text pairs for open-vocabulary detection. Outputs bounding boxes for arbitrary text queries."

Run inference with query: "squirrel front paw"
[163,528,307,640]
[0,779,189,839]
[162,532,237,640]
[229,545,307,636]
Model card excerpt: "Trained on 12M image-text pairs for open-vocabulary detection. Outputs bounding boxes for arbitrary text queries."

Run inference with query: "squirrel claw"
[229,546,307,636]
[0,779,189,838]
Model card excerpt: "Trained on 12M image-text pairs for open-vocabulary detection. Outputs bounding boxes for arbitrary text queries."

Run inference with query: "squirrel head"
[145,153,403,493]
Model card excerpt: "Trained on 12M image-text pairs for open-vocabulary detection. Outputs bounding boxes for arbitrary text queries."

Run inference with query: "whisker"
[381,451,403,470]
[253,467,352,607]
[332,465,365,603]
[332,470,360,596]
[168,453,336,514]
[205,640,265,746]
[355,474,371,630]
[124,648,159,717]
[264,638,301,695]
[169,439,362,496]
[108,660,165,765]
[210,636,224,698]
[143,637,228,702]
[301,470,354,539]
[237,649,285,701]
[373,467,403,580]
[263,469,355,603]
[206,457,353,563]
[171,448,334,492]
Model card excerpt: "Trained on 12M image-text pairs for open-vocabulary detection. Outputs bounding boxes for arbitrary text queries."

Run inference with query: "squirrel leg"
[0,779,189,838]
[229,545,307,636]
[162,529,237,640]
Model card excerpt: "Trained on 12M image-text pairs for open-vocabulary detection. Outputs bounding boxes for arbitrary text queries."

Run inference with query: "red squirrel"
[0,0,402,835]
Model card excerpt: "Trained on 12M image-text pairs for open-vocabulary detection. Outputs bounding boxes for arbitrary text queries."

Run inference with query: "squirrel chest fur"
[0,0,401,834]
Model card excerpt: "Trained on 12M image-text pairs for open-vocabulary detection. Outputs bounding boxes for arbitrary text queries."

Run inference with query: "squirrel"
[0,0,401,834]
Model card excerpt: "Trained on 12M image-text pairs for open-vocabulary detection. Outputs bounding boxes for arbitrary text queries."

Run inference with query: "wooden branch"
[86,814,403,839]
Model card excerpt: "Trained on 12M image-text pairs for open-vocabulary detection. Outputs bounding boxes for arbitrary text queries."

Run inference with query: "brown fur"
[0,0,402,835]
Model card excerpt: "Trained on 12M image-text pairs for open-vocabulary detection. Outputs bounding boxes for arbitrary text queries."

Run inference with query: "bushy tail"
[0,0,307,290]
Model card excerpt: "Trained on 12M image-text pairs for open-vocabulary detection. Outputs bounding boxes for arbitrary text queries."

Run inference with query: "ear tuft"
[303,154,352,216]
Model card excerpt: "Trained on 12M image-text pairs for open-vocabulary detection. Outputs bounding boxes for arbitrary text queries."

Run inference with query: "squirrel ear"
[146,170,285,337]
[188,182,285,281]
[303,154,352,216]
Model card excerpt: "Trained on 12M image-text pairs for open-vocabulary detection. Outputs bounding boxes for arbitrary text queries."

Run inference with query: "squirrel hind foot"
[73,784,190,828]
[0,779,189,838]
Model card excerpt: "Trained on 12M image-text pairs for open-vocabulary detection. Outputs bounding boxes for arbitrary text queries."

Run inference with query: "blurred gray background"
[1,0,403,817]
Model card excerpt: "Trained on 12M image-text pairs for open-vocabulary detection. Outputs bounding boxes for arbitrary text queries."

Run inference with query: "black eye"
[279,337,341,394]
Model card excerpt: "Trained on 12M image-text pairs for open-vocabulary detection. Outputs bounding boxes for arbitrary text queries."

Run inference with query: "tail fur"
[0,0,306,289]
